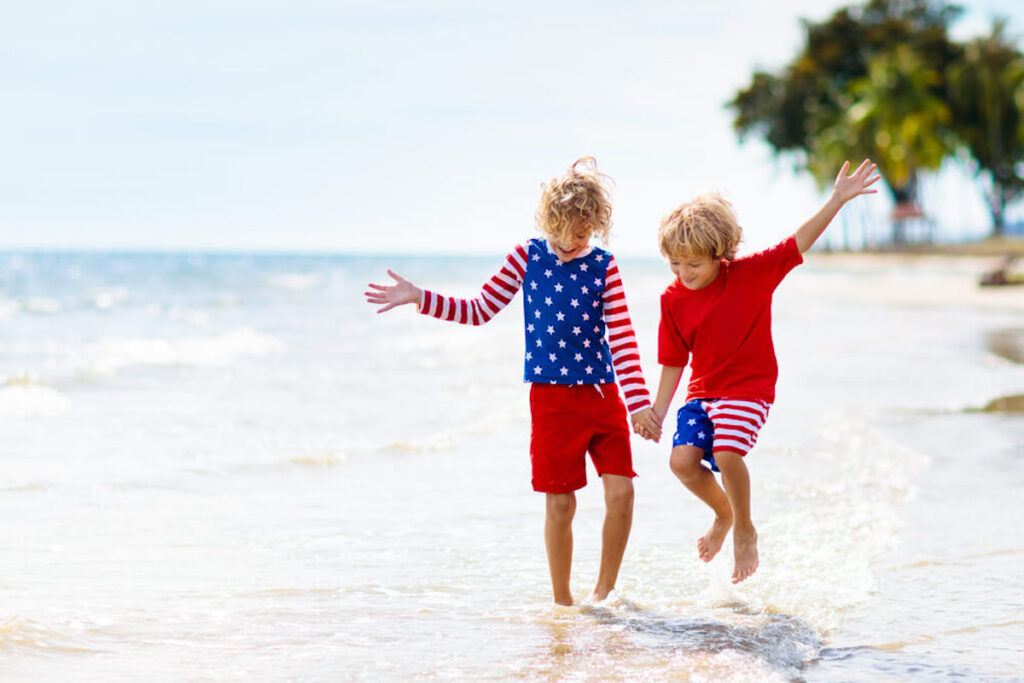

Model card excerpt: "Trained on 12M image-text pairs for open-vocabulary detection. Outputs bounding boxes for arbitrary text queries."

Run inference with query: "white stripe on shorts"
[701,398,771,456]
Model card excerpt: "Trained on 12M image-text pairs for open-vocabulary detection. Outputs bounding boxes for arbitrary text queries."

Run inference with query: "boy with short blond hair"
[651,160,880,584]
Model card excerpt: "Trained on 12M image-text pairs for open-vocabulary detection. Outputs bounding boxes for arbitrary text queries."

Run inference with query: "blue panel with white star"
[521,238,614,385]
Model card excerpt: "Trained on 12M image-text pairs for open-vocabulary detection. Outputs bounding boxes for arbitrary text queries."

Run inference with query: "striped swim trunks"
[672,398,772,472]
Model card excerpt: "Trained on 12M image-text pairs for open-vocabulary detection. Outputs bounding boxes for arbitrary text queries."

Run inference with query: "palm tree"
[812,45,953,243]
[947,19,1024,236]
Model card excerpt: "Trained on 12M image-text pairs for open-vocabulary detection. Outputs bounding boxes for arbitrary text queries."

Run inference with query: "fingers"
[632,413,663,442]
[386,269,405,283]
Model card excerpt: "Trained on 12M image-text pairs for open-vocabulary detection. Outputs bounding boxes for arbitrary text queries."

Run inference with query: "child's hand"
[832,159,881,205]
[631,408,662,442]
[365,270,423,313]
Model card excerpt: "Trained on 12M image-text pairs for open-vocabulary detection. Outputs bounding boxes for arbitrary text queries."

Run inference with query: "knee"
[713,450,745,471]
[669,447,702,480]
[546,493,576,524]
[604,477,634,512]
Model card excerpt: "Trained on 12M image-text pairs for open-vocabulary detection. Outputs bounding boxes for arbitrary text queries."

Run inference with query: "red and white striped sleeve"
[603,256,652,414]
[417,243,528,325]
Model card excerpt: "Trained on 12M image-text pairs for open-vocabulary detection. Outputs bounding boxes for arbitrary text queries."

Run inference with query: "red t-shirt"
[658,236,803,402]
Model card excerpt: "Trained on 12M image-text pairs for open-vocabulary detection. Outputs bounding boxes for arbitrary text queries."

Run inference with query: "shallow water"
[1,250,1022,680]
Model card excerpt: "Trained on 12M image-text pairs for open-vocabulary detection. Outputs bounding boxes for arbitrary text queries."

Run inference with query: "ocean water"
[1,249,1022,681]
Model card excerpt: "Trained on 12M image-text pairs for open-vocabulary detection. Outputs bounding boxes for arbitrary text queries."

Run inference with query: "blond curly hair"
[535,157,614,244]
[659,192,742,260]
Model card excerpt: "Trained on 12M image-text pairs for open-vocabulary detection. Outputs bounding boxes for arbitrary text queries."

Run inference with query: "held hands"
[631,407,663,442]
[364,269,423,313]
[832,159,881,205]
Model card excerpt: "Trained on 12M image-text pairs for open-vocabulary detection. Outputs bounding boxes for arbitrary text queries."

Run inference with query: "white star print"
[545,297,552,306]
[585,366,593,374]
[556,311,565,321]
[572,326,582,336]
[688,419,696,426]
[546,325,555,334]
[570,273,577,280]
[560,367,568,375]
[526,295,532,303]
[534,310,541,319]
[525,352,532,361]
[536,339,542,347]
[581,286,588,295]
[697,431,706,439]
[580,263,588,272]
[594,278,601,287]
[549,353,557,362]
[583,339,591,348]
[527,323,534,332]
[574,353,583,362]
[570,299,579,308]
[554,283,563,292]
[532,254,540,261]
[544,269,553,278]
[595,254,603,261]
[582,313,590,321]
[534,366,542,374]
[530,281,538,290]
[558,339,567,348]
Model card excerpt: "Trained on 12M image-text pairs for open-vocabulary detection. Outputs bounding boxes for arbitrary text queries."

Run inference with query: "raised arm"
[794,159,881,253]
[365,244,528,324]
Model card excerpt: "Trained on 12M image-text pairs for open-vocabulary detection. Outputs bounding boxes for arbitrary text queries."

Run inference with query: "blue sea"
[2,250,1022,681]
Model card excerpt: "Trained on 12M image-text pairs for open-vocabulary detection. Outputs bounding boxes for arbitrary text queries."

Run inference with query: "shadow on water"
[530,599,822,680]
[532,600,1012,682]
[811,645,977,682]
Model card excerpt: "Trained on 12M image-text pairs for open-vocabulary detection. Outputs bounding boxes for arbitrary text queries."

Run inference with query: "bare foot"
[589,588,614,603]
[697,514,732,562]
[731,527,758,583]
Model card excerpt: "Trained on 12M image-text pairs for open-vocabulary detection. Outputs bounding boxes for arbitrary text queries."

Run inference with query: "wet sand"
[807,250,1024,414]
[986,328,1024,365]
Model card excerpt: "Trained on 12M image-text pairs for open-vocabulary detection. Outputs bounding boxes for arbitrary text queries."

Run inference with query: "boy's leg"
[669,445,733,562]
[591,473,633,602]
[545,491,577,606]
[713,450,758,584]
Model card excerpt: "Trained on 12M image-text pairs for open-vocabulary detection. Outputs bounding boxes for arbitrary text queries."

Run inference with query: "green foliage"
[947,20,1024,234]
[729,0,1024,239]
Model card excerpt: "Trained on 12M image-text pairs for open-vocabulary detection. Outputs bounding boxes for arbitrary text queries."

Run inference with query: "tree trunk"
[987,185,1006,237]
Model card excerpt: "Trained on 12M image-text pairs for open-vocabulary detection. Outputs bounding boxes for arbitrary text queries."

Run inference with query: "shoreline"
[982,329,1024,413]
[819,236,1024,258]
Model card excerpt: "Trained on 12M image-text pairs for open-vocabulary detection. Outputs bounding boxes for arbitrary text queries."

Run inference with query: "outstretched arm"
[794,159,881,253]
[365,244,528,323]
[365,269,423,313]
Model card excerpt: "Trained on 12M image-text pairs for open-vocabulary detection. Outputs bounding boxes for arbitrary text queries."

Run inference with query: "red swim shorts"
[529,383,636,493]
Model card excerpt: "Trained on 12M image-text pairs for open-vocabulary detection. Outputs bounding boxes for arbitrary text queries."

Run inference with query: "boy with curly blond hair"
[365,157,660,605]
[651,160,879,584]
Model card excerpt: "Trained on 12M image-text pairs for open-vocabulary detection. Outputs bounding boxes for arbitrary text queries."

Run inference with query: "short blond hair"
[535,157,613,244]
[659,192,742,260]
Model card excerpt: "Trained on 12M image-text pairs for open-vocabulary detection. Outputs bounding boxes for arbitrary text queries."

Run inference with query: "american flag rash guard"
[418,238,652,415]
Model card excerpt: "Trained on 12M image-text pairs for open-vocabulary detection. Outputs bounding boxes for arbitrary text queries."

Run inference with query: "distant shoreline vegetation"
[729,0,1024,248]
[3,236,1022,259]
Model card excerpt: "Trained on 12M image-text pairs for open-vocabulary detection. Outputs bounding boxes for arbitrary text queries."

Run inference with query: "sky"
[3,0,1023,256]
